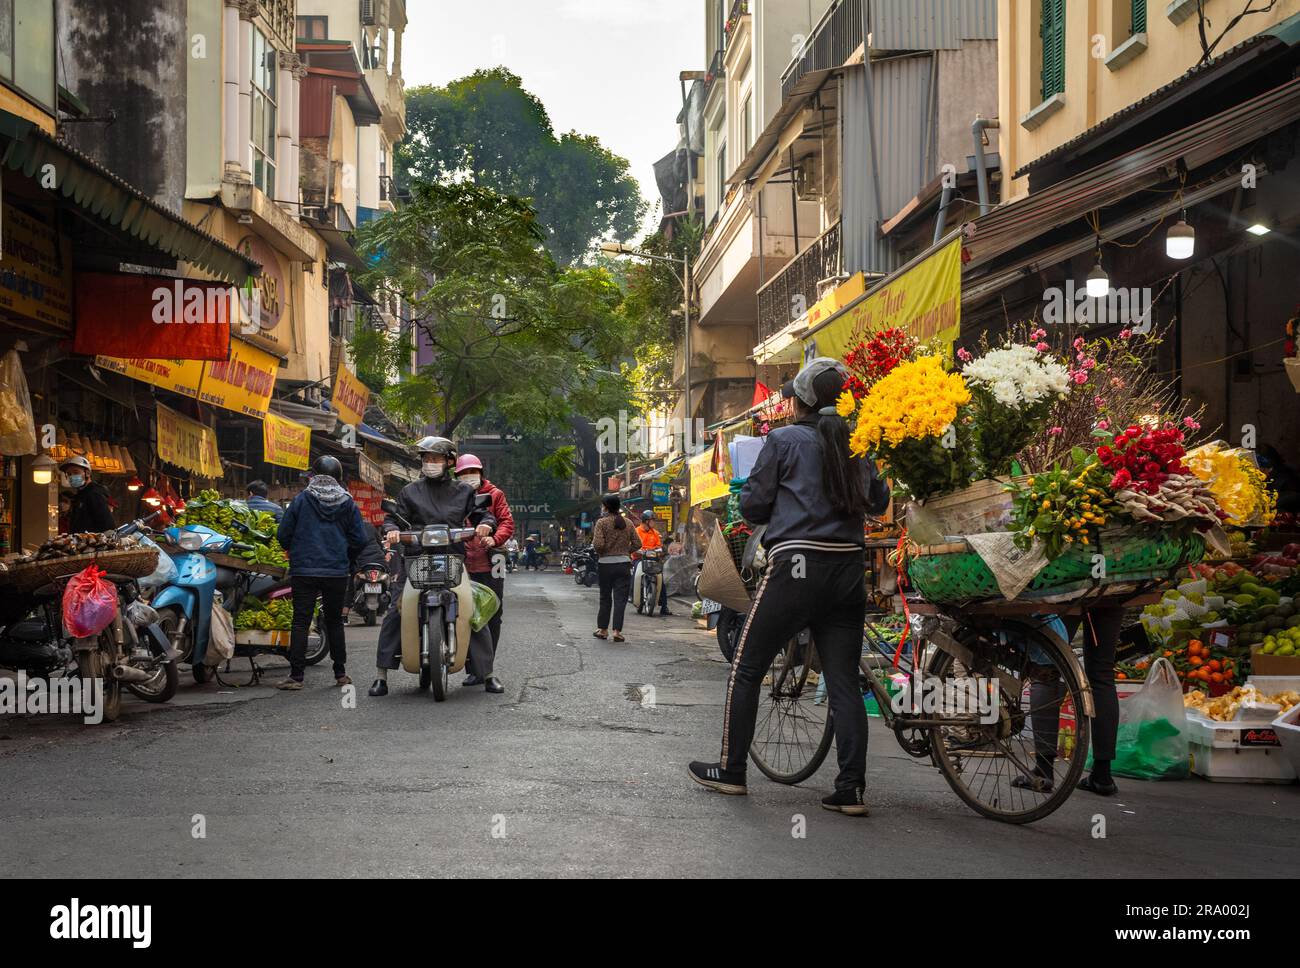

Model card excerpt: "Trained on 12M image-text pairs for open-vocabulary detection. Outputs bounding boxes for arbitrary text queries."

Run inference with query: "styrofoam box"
[1247,675,1300,696]
[1274,704,1300,780]
[1186,711,1296,783]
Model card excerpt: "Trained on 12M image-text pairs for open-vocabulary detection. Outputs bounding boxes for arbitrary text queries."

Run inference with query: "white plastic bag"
[137,535,178,589]
[1104,657,1189,780]
[0,349,37,455]
[206,592,236,666]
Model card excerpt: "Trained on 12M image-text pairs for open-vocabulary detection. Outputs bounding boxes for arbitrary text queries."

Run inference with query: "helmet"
[313,455,343,479]
[641,510,655,522]
[415,436,456,459]
[60,455,92,473]
[455,453,483,474]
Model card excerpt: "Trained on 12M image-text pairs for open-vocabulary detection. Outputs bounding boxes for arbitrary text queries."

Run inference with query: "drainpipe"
[932,184,953,245]
[973,116,1000,216]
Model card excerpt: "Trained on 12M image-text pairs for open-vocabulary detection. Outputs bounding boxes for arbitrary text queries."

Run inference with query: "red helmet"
[454,454,483,474]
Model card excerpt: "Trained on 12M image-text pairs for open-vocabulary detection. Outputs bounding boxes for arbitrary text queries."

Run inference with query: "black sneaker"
[688,761,747,796]
[821,787,869,816]
[368,679,388,697]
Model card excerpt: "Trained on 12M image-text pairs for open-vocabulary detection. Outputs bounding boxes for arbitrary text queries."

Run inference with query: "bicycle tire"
[926,621,1090,824]
[748,633,837,784]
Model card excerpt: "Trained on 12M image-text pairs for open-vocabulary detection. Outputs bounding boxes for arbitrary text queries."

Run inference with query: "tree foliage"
[398,68,646,265]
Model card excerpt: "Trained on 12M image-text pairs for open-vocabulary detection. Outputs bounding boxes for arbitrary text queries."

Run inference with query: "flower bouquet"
[1184,441,1277,527]
[959,342,1070,477]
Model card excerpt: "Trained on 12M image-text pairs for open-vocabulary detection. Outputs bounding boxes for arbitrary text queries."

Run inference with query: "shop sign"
[689,450,729,506]
[805,237,962,360]
[357,451,384,489]
[0,201,73,331]
[263,412,311,470]
[236,234,286,335]
[653,505,672,524]
[651,482,671,503]
[199,339,278,419]
[73,273,232,360]
[331,361,369,428]
[95,356,204,398]
[155,403,222,478]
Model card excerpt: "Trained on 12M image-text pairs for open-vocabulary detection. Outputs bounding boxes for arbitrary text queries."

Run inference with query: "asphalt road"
[1,571,1296,878]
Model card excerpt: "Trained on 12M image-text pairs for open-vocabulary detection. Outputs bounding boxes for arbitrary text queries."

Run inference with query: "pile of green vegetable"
[177,490,288,568]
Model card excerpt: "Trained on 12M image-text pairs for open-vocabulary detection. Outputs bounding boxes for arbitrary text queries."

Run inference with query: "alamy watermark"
[151,281,263,335]
[0,672,103,725]
[1042,280,1152,332]
[890,673,999,724]
[595,411,707,457]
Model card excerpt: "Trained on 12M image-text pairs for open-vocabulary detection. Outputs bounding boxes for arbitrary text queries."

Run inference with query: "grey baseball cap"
[781,357,848,410]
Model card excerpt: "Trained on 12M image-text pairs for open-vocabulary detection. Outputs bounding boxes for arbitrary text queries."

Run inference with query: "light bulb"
[31,454,56,486]
[1166,219,1195,259]
[1246,223,1271,236]
[1086,262,1109,298]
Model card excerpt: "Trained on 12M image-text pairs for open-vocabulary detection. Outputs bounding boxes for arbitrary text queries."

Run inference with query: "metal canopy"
[0,112,260,285]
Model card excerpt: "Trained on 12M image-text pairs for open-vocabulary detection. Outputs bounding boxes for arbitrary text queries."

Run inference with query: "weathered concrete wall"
[938,40,1000,175]
[57,0,187,212]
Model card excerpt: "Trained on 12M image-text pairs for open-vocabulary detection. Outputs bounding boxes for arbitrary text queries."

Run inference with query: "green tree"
[350,180,638,444]
[398,68,647,265]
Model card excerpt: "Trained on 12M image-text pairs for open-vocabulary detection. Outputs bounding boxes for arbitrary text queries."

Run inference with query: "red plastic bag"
[62,565,118,638]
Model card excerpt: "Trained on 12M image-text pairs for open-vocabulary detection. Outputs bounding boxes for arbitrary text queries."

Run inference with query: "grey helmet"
[415,436,456,459]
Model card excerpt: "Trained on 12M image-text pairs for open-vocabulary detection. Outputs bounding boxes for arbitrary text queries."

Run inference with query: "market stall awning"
[0,112,260,286]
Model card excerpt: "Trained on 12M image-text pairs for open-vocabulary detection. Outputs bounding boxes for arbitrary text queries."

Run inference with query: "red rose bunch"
[1096,423,1189,494]
[844,327,918,397]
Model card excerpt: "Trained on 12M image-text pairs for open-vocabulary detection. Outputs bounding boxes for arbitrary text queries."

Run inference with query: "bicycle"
[747,582,1168,824]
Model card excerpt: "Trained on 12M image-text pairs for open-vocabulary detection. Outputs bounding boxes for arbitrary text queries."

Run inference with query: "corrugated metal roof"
[958,0,998,40]
[1015,21,1299,179]
[871,0,995,50]
[0,113,260,285]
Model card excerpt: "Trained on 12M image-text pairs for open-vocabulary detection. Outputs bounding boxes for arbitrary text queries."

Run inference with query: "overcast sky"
[403,0,701,239]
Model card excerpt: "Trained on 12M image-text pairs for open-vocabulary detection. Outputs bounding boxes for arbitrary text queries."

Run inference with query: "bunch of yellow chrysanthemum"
[849,355,971,454]
[1185,442,1276,526]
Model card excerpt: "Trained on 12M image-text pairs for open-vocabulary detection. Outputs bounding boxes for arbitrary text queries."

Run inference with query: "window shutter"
[1131,0,1148,35]
[1040,0,1066,101]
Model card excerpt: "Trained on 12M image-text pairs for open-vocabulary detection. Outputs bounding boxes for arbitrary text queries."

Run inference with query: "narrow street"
[1,571,1295,879]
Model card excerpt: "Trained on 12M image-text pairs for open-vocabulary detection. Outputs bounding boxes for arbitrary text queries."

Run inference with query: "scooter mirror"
[178,532,204,551]
[381,499,399,515]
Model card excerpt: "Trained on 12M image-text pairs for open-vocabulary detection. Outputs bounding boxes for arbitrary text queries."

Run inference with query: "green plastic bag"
[1087,657,1189,780]
[469,581,500,633]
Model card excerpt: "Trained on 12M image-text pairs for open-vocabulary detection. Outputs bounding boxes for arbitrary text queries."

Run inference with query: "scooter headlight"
[420,527,450,547]
[178,532,204,551]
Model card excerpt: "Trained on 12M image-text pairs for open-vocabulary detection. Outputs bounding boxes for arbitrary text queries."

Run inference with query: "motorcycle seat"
[4,619,50,642]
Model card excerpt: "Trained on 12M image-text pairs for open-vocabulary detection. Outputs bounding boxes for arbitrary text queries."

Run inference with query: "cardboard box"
[1251,645,1300,677]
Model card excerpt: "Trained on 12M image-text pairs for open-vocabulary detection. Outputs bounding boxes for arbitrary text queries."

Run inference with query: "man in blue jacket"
[276,455,370,690]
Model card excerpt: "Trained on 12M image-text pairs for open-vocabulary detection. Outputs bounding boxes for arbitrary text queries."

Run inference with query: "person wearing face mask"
[369,436,496,697]
[60,455,115,533]
[453,454,514,685]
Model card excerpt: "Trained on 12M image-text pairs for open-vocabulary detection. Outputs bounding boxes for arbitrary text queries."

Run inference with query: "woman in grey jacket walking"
[591,494,641,642]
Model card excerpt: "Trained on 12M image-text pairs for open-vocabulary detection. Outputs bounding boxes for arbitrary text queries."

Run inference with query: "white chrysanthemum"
[961,344,1069,409]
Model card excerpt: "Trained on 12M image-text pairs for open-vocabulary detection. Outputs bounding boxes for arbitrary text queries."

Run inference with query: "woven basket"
[907,530,1204,604]
[8,547,160,594]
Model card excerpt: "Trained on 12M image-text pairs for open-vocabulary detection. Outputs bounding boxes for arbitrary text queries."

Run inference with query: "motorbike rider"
[503,535,520,568]
[454,453,514,688]
[61,455,115,533]
[369,437,496,697]
[633,509,672,616]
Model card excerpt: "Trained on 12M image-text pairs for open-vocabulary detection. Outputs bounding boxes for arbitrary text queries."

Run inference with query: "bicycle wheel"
[926,620,1090,824]
[749,631,834,784]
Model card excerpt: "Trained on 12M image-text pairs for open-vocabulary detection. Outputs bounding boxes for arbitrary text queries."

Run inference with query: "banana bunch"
[234,597,294,631]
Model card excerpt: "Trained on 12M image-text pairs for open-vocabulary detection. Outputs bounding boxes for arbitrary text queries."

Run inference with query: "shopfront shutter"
[1132,0,1148,35]
[1040,0,1066,101]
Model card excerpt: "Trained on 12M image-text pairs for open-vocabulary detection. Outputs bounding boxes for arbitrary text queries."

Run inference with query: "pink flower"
[1048,426,1063,436]
[1081,358,1096,370]
[1096,419,1110,430]
[1183,417,1201,430]
[1110,377,1125,388]
[956,347,972,362]
[1118,329,1132,339]
[1030,328,1047,341]
[1073,337,1086,350]
[1093,395,1105,407]
[1035,342,1050,353]
[1072,371,1089,385]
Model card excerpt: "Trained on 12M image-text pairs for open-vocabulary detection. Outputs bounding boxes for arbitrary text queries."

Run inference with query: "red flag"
[751,381,771,408]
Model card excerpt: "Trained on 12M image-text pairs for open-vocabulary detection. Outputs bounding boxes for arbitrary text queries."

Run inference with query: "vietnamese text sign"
[806,237,961,361]
[331,362,370,427]
[155,403,222,478]
[263,412,311,470]
[0,202,73,331]
[199,339,278,419]
[95,356,204,398]
[358,451,384,489]
[689,450,729,507]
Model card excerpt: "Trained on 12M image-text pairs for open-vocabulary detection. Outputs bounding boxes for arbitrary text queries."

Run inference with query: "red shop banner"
[72,272,233,360]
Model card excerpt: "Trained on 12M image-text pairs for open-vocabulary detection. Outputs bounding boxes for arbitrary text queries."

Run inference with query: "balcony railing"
[724,0,749,43]
[379,174,395,202]
[704,48,725,100]
[781,0,864,103]
[756,219,841,345]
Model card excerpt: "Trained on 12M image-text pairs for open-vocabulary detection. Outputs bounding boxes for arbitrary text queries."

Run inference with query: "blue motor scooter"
[151,525,237,684]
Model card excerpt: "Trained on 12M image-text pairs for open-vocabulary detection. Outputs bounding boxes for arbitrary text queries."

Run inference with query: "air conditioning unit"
[361,0,377,25]
[796,162,822,201]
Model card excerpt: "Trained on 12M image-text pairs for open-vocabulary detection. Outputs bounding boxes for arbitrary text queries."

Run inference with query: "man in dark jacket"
[245,480,284,521]
[276,456,370,690]
[61,456,115,533]
[369,436,495,696]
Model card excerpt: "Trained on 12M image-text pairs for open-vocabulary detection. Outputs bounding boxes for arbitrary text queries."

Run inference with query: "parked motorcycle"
[571,546,599,587]
[350,561,392,626]
[385,500,496,702]
[631,548,665,615]
[505,550,517,573]
[0,515,177,723]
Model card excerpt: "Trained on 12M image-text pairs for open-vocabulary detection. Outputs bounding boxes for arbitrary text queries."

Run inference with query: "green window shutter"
[1040,0,1066,101]
[1132,0,1148,35]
